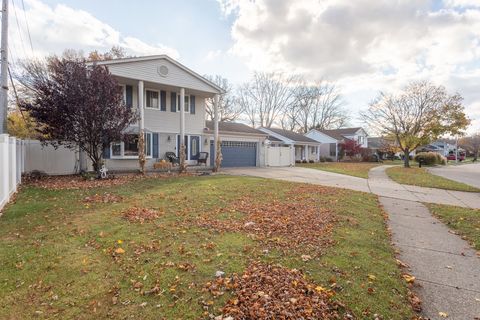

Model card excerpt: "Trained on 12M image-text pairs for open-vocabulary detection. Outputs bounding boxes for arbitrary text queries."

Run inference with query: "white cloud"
[218,0,480,132]
[8,0,179,61]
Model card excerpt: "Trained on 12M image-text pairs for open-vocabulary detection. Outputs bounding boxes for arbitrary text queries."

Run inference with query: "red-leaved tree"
[341,139,362,159]
[18,56,138,175]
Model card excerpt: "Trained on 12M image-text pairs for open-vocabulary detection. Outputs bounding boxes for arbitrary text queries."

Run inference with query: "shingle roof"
[205,121,267,136]
[367,137,383,149]
[263,128,319,143]
[319,127,363,141]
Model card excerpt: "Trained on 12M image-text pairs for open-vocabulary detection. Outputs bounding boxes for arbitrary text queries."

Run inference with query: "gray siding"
[120,83,207,135]
[108,59,218,94]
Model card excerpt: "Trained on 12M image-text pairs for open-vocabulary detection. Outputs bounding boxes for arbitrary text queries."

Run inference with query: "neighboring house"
[90,55,265,170]
[204,121,267,167]
[258,127,320,163]
[305,127,369,161]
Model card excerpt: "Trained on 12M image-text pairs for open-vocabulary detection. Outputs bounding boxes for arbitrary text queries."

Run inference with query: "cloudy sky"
[8,0,480,131]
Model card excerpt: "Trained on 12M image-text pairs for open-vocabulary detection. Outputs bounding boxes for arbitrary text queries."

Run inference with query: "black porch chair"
[165,152,180,165]
[197,152,209,166]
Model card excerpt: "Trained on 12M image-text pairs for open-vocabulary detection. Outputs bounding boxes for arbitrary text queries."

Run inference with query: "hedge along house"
[90,55,223,171]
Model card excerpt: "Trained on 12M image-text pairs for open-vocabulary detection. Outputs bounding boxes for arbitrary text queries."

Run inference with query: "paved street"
[429,162,480,189]
[224,165,480,319]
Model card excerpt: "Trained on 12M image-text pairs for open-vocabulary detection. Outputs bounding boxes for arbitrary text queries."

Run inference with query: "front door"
[190,136,200,160]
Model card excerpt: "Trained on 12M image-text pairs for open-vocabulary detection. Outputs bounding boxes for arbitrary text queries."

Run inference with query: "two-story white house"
[305,127,369,161]
[93,55,267,170]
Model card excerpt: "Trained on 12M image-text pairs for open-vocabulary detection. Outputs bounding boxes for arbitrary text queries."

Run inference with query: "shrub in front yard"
[414,152,445,165]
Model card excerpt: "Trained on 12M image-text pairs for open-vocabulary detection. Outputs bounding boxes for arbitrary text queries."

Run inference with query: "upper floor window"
[358,136,364,144]
[146,90,160,109]
[177,95,190,113]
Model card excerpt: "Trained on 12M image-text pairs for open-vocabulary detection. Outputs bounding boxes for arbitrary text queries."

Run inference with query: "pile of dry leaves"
[24,174,143,190]
[123,207,161,223]
[205,262,352,319]
[83,192,123,203]
[196,185,338,252]
[24,172,198,190]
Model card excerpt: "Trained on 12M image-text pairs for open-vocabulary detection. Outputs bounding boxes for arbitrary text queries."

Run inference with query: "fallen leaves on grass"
[123,207,161,223]
[24,173,198,190]
[84,192,123,203]
[196,185,338,253]
[205,262,352,320]
[402,274,416,284]
[408,290,422,312]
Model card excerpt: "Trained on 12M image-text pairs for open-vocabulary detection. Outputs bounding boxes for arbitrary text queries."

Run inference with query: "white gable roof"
[93,55,223,95]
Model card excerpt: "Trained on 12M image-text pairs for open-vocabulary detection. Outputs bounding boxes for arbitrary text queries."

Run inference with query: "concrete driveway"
[223,166,480,209]
[429,162,480,189]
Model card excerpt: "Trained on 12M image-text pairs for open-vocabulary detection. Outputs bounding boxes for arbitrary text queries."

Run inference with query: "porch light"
[167,135,171,142]
[204,138,208,145]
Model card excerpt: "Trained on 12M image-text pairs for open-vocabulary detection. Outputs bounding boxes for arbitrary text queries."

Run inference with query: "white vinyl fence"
[0,134,25,212]
[23,140,81,175]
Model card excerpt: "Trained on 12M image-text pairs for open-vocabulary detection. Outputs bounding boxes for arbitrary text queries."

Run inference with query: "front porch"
[294,144,320,162]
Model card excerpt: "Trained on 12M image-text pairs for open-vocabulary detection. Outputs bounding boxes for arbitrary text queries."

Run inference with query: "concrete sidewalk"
[373,167,480,319]
[224,166,480,209]
[380,197,480,319]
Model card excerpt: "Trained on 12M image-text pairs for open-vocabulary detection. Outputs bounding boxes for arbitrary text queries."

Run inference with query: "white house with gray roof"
[305,127,369,161]
[89,55,270,170]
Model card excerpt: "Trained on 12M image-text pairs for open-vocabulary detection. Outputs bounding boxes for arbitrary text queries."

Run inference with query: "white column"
[180,88,185,144]
[213,94,219,167]
[316,145,320,161]
[138,81,144,132]
[335,142,338,161]
[0,134,9,210]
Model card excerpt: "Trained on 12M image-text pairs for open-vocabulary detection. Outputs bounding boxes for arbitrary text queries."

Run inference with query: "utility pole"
[0,0,8,134]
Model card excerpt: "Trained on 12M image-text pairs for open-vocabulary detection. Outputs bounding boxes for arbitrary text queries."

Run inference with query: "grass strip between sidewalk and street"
[385,166,480,192]
[426,203,480,251]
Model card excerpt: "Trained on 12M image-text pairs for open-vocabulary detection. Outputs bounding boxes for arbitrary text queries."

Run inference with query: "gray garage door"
[210,141,257,167]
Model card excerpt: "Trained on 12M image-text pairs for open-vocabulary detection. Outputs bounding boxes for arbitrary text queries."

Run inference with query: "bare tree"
[361,81,470,167]
[460,133,480,160]
[282,81,348,133]
[237,72,298,128]
[204,75,242,122]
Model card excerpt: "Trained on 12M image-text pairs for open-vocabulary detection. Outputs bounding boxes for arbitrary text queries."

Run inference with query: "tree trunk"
[138,131,146,175]
[179,143,187,173]
[403,148,410,168]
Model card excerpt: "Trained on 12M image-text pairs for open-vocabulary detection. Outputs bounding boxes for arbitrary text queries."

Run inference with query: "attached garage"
[210,141,257,167]
[204,121,267,168]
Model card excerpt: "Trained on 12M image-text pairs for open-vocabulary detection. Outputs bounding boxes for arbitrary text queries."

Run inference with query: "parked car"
[447,152,465,161]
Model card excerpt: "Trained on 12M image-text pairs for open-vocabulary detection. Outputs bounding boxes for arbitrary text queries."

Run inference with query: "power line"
[20,0,32,54]
[10,0,27,57]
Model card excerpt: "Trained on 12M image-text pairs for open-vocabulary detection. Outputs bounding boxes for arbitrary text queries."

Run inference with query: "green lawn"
[0,175,414,319]
[297,162,383,178]
[386,166,480,192]
[427,204,480,250]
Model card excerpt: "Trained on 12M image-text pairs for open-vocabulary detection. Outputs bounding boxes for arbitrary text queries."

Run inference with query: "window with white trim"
[177,95,190,112]
[111,133,152,159]
[145,90,160,109]
[118,84,126,104]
